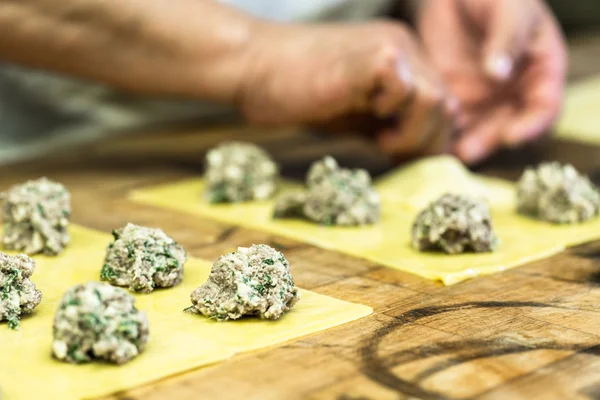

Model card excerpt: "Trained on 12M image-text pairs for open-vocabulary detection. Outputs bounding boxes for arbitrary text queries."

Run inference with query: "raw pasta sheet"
[130,156,600,285]
[0,225,372,400]
[555,74,600,145]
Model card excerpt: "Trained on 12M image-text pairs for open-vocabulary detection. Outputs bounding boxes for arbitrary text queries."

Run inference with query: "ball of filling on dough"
[1,177,71,255]
[188,244,300,321]
[0,252,42,330]
[204,142,279,203]
[52,282,149,365]
[101,223,186,293]
[274,156,380,226]
[412,193,498,254]
[517,162,600,224]
[273,191,308,219]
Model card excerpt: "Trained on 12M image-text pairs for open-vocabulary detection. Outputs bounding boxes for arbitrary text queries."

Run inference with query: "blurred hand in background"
[238,21,458,160]
[418,0,567,164]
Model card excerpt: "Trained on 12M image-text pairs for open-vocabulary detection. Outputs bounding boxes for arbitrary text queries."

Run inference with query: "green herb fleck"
[100,264,118,281]
[166,258,179,270]
[255,284,265,295]
[264,274,273,286]
[263,258,275,265]
[82,313,103,332]
[126,243,136,258]
[2,268,20,300]
[117,320,139,336]
[208,185,228,204]
[67,297,82,307]
[67,344,88,363]
[7,315,19,330]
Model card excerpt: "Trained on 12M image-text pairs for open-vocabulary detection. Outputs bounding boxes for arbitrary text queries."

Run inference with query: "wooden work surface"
[4,34,600,400]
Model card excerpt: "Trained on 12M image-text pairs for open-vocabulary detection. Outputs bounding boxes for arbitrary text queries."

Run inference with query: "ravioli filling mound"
[1,177,71,255]
[517,162,600,224]
[101,223,186,293]
[204,141,279,203]
[52,282,149,365]
[0,252,42,330]
[188,244,299,321]
[412,193,498,254]
[274,156,380,226]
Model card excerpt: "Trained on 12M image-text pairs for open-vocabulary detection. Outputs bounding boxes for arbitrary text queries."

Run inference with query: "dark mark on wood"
[113,392,137,400]
[411,340,591,383]
[337,395,373,400]
[517,270,600,286]
[216,226,237,242]
[580,381,600,400]
[359,301,600,400]
[189,226,238,250]
[267,238,308,252]
[572,245,600,261]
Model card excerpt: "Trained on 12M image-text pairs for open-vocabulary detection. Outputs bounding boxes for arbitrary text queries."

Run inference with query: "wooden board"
[1,30,600,400]
[0,123,598,400]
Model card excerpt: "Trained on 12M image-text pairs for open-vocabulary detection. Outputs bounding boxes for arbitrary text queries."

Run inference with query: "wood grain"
[2,31,600,400]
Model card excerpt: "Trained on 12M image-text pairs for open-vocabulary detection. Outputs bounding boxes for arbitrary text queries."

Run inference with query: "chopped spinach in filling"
[517,162,600,224]
[274,156,380,226]
[0,252,42,330]
[187,244,299,321]
[1,177,71,255]
[101,223,186,293]
[204,141,279,203]
[52,282,149,365]
[412,193,498,254]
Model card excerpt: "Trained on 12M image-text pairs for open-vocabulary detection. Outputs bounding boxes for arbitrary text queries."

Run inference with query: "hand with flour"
[418,0,567,164]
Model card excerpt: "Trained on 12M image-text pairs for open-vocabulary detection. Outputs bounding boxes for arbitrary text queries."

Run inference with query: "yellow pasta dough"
[0,225,372,400]
[555,74,600,145]
[130,156,600,285]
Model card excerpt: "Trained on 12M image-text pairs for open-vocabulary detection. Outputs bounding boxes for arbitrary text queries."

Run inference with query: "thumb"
[482,0,539,82]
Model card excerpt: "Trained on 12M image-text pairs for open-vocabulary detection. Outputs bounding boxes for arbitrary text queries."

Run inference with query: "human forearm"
[0,0,260,103]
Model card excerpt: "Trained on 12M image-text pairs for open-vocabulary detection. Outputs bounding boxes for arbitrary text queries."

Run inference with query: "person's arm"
[0,0,259,103]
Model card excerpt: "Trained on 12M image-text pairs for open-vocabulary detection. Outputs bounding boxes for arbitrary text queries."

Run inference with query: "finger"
[457,108,486,132]
[482,0,541,82]
[503,15,567,145]
[503,76,562,146]
[372,51,414,118]
[421,0,490,107]
[377,86,445,156]
[421,108,455,156]
[454,105,513,164]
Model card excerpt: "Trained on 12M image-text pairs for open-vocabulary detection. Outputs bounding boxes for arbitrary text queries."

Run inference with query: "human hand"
[418,0,567,164]
[237,21,458,159]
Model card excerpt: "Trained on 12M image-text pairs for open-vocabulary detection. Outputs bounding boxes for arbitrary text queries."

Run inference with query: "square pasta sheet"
[131,156,600,285]
[0,225,371,400]
[555,74,600,145]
